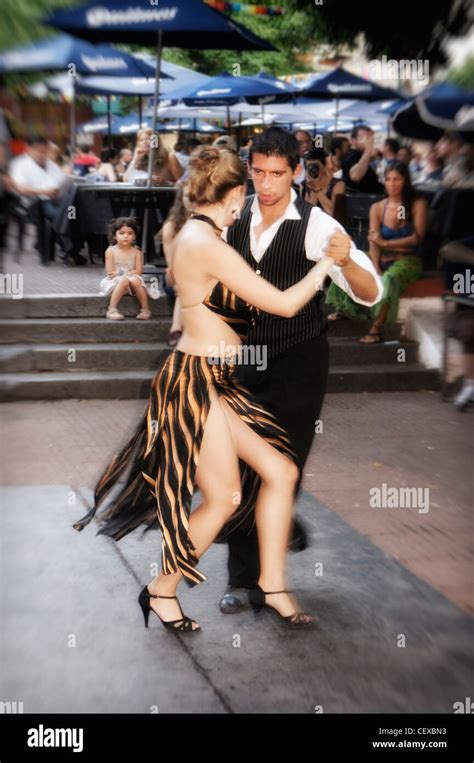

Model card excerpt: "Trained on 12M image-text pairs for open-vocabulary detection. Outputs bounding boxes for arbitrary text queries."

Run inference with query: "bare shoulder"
[161,219,175,241]
[176,219,219,254]
[371,199,384,216]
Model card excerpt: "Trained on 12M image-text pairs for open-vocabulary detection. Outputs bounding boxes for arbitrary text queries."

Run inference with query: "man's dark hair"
[108,216,139,244]
[100,148,118,163]
[303,148,328,163]
[249,127,300,171]
[329,136,349,154]
[384,138,400,154]
[26,135,48,147]
[293,128,312,140]
[351,124,373,139]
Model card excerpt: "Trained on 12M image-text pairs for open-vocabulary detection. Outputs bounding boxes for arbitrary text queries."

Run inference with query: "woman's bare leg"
[147,387,241,625]
[216,399,306,620]
[148,388,306,623]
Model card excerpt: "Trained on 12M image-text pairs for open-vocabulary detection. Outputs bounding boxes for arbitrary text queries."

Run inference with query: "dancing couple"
[73,128,382,633]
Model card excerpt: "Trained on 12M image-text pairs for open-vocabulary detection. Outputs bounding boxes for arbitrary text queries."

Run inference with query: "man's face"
[397,148,410,165]
[250,153,299,207]
[294,131,312,157]
[29,143,49,167]
[353,129,373,151]
[435,136,459,160]
[122,149,132,163]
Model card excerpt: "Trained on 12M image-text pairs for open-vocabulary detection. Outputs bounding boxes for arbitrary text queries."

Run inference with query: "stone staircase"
[0,293,439,400]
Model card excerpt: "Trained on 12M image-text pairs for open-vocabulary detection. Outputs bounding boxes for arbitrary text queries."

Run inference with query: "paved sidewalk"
[2,245,107,296]
[1,483,472,714]
[0,391,472,713]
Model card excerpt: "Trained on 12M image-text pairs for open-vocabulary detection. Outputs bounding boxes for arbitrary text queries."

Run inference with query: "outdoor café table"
[54,181,177,264]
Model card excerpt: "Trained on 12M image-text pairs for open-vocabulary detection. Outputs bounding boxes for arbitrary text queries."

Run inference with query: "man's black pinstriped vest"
[224,193,328,360]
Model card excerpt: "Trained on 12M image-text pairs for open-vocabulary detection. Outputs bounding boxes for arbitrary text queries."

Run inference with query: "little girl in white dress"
[99,216,161,321]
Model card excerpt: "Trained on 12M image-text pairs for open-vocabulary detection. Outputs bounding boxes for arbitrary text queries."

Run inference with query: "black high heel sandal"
[138,585,201,633]
[248,584,314,628]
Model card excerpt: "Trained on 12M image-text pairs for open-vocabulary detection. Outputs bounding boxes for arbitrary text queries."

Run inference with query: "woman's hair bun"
[187,144,247,206]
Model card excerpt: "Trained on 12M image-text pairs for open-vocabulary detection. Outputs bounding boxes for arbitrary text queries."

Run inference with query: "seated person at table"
[8,135,83,264]
[414,147,443,185]
[100,216,159,321]
[88,148,119,182]
[73,144,100,177]
[115,147,133,179]
[123,127,182,184]
[302,148,345,219]
[326,161,427,342]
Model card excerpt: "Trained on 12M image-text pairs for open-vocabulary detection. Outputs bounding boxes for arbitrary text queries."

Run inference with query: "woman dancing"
[73,146,345,633]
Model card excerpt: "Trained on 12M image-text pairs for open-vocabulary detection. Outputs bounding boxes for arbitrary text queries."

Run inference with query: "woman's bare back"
[171,220,243,358]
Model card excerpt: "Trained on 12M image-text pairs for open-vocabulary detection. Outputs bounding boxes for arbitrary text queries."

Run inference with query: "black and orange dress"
[73,237,297,588]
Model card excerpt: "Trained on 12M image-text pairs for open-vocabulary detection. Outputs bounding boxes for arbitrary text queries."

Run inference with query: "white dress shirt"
[223,188,383,307]
[9,154,66,200]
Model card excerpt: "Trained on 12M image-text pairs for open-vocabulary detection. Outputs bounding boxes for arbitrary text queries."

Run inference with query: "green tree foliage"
[447,56,474,89]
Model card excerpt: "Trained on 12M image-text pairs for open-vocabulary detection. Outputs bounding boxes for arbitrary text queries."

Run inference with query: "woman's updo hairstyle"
[187,145,247,205]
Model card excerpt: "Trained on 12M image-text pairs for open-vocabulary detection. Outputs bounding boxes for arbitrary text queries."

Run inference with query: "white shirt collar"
[250,187,301,227]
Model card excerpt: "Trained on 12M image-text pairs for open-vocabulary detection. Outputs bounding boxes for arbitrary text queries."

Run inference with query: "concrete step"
[328,337,418,365]
[326,364,439,393]
[0,293,172,319]
[326,317,404,339]
[0,370,157,400]
[0,317,171,344]
[0,363,439,401]
[0,342,170,373]
[0,337,419,373]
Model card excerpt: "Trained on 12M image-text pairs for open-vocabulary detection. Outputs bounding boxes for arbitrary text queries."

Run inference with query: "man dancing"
[203,127,383,613]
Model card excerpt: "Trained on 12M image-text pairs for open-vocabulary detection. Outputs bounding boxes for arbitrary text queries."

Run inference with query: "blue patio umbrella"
[298,67,404,131]
[392,82,474,141]
[0,33,156,148]
[70,59,208,124]
[176,70,296,127]
[0,33,156,77]
[44,0,276,255]
[44,0,275,169]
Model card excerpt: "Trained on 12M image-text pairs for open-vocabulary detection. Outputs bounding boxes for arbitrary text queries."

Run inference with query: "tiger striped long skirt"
[72,349,297,587]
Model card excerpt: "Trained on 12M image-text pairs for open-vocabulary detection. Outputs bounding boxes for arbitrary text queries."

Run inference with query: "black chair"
[345,192,384,251]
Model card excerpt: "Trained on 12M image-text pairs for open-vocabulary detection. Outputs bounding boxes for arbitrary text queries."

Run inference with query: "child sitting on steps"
[100,216,160,321]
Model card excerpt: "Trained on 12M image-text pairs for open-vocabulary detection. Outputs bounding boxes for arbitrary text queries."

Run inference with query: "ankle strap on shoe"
[263,589,294,595]
[146,590,177,600]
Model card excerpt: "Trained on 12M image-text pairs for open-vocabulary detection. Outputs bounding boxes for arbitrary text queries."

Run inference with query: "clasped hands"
[312,231,352,291]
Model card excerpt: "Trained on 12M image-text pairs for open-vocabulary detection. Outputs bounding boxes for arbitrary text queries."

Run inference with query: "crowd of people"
[1,121,472,361]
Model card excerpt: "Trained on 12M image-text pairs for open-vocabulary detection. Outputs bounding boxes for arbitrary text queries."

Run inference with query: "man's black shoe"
[219,586,250,614]
[287,517,309,552]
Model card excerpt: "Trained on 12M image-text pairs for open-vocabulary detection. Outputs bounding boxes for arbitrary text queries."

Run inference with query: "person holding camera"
[303,148,346,219]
